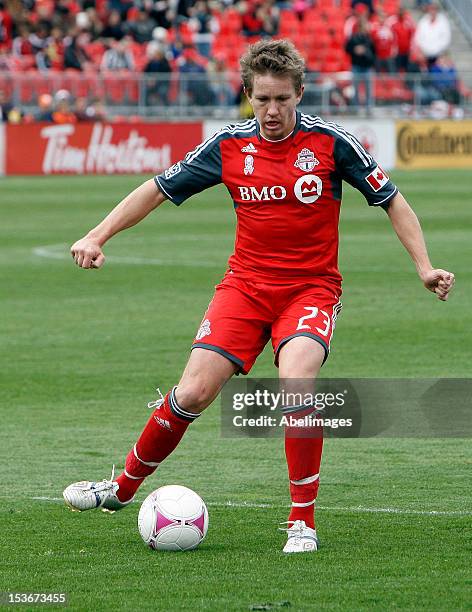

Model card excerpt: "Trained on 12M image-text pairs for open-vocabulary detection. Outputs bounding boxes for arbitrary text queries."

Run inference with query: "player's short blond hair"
[240,39,305,96]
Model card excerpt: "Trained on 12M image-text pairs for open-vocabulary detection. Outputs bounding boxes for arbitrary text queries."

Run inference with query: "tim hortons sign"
[6,122,202,175]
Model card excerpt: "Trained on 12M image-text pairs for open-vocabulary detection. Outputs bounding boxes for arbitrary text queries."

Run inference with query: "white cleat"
[281,520,319,553]
[63,466,134,513]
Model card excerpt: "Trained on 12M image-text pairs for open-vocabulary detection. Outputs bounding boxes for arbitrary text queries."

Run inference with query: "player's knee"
[175,380,214,413]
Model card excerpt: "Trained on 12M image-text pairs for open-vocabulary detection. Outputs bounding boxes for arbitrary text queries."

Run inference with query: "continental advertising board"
[396,121,472,169]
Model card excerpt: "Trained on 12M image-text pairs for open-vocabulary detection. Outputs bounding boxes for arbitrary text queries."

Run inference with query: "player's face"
[246,74,303,141]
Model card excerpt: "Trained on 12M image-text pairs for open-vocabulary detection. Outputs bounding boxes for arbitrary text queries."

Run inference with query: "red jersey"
[388,14,416,55]
[371,22,397,60]
[156,113,397,288]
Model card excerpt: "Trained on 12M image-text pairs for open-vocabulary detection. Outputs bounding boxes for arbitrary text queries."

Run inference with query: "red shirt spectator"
[388,9,415,55]
[0,1,13,51]
[241,0,265,37]
[372,20,395,59]
[12,24,35,61]
[371,13,396,72]
[387,8,416,71]
[52,99,77,123]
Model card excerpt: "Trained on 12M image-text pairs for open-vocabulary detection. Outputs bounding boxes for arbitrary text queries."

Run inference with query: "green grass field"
[0,170,471,611]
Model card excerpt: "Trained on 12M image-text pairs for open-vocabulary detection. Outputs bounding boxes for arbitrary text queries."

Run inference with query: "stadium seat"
[85,41,105,68]
[279,10,301,36]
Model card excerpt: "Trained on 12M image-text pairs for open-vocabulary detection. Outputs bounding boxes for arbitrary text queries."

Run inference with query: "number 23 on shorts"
[296,306,331,337]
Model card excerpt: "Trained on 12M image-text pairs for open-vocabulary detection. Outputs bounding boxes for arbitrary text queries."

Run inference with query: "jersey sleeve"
[334,131,398,209]
[155,133,223,205]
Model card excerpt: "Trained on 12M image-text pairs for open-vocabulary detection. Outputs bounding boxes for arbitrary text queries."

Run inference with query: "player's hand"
[421,269,455,301]
[70,237,105,269]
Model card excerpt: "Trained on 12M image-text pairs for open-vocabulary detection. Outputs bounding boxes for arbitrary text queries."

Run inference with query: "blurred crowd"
[0,0,466,121]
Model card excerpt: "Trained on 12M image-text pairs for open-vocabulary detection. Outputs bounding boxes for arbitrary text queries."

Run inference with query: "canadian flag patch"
[365,166,389,192]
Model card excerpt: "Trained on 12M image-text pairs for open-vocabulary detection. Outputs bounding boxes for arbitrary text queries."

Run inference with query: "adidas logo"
[154,416,172,431]
[241,142,258,153]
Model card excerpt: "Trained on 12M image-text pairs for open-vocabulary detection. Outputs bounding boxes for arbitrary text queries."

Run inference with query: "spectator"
[387,7,416,72]
[125,9,156,44]
[76,8,104,40]
[188,1,216,57]
[293,0,309,21]
[0,89,12,122]
[52,92,77,123]
[429,53,460,104]
[260,0,279,36]
[176,0,196,21]
[74,96,93,121]
[101,38,134,71]
[344,3,369,40]
[241,0,265,37]
[208,55,234,106]
[414,1,451,68]
[64,34,92,71]
[371,11,396,73]
[241,0,279,37]
[6,107,23,123]
[73,96,107,121]
[143,43,172,104]
[178,47,214,106]
[88,99,107,121]
[12,23,34,62]
[149,1,174,30]
[101,11,125,41]
[29,23,50,56]
[351,0,373,16]
[35,93,54,122]
[345,16,375,111]
[0,46,12,69]
[37,26,65,71]
[0,1,13,51]
[108,0,134,20]
[404,48,442,106]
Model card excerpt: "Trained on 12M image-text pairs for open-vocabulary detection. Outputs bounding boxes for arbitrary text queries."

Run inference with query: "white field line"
[32,244,220,268]
[31,497,471,517]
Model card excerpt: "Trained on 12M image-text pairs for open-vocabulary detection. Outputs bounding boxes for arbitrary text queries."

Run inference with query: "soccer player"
[63,39,454,553]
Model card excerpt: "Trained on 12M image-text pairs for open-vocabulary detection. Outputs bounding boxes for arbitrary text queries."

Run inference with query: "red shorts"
[192,273,342,374]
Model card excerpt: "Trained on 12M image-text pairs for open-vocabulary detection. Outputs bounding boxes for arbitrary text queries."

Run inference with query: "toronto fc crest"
[294,148,319,172]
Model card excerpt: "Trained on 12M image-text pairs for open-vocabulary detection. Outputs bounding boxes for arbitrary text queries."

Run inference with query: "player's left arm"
[386,191,455,301]
[333,130,454,301]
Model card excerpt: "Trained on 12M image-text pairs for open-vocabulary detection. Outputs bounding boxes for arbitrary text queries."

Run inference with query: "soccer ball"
[138,485,209,551]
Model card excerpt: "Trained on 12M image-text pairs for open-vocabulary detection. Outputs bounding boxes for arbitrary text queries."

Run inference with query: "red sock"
[115,388,198,502]
[284,410,323,530]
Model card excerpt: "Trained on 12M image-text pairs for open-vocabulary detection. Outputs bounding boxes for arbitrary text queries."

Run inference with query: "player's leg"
[63,349,237,512]
[64,273,268,513]
[278,338,325,538]
[113,348,238,503]
[272,286,342,551]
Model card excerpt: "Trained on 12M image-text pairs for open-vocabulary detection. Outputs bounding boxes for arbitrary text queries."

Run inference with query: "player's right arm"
[72,127,225,269]
[71,179,166,269]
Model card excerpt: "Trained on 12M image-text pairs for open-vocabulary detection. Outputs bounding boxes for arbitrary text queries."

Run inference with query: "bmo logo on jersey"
[294,174,323,204]
[238,185,287,201]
